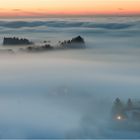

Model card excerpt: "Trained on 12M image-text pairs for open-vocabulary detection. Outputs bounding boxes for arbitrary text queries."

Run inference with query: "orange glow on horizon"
[0,0,140,17]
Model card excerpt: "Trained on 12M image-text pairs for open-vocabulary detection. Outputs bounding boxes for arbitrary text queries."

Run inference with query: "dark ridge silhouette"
[3,37,33,45]
[71,36,85,43]
[0,21,133,29]
[59,36,86,49]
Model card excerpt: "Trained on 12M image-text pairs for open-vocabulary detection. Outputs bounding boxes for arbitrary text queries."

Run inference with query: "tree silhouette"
[127,98,133,110]
[112,98,124,116]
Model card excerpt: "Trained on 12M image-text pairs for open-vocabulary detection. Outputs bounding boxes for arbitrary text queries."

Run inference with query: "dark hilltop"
[59,36,86,49]
[3,37,33,45]
[2,36,86,53]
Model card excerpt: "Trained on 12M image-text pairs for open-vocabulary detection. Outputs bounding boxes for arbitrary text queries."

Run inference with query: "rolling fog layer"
[0,16,140,138]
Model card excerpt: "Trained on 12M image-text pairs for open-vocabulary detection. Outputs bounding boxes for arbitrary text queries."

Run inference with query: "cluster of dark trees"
[59,36,86,49]
[25,36,86,52]
[112,98,133,115]
[2,36,86,53]
[26,44,54,52]
[111,98,140,121]
[3,37,33,45]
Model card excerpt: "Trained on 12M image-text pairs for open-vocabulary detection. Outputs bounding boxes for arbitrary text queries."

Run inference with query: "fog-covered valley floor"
[0,16,140,138]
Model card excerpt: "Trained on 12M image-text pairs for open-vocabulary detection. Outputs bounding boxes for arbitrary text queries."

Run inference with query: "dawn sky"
[0,0,140,17]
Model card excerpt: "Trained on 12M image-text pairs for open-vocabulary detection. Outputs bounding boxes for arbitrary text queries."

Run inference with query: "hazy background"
[0,16,140,138]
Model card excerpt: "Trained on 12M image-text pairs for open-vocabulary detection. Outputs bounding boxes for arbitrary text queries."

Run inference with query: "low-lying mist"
[0,45,140,138]
[0,16,140,138]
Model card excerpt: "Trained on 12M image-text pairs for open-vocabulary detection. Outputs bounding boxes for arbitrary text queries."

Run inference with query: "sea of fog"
[0,16,140,138]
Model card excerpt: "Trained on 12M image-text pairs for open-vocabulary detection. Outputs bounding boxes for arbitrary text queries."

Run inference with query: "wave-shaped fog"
[0,16,140,138]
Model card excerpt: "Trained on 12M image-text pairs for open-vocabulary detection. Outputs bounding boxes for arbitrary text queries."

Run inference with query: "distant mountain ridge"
[0,20,134,30]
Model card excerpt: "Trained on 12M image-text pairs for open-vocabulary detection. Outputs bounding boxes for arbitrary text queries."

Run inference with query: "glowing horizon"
[0,0,140,17]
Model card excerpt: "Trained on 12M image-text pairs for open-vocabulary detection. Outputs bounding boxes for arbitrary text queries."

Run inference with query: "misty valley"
[0,16,140,138]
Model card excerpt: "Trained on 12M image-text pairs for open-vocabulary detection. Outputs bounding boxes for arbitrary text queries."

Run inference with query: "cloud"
[118,8,124,11]
[0,20,135,30]
[12,9,22,11]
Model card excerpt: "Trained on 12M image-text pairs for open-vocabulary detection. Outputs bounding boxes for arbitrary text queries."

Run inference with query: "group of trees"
[3,37,33,45]
[112,98,133,118]
[59,36,86,49]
